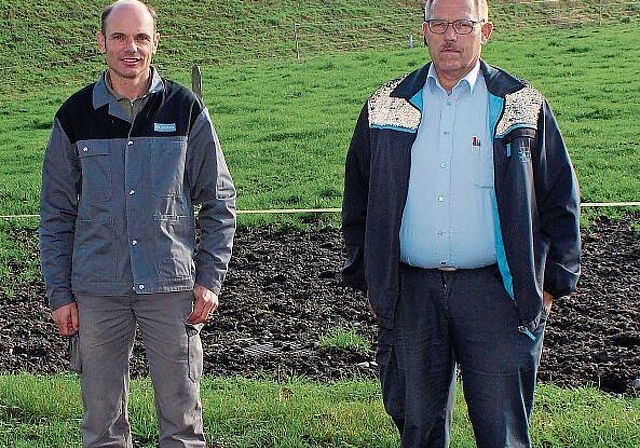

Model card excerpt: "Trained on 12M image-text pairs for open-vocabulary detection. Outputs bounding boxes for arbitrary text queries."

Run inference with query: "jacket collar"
[391,60,526,101]
[92,66,164,113]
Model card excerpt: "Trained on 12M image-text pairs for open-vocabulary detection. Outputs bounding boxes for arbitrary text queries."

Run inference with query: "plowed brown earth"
[1,214,639,395]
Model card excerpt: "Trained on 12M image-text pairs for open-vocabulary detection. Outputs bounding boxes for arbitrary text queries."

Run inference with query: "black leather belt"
[400,262,497,274]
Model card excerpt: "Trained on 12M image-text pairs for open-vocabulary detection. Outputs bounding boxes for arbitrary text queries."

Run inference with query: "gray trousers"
[378,264,546,448]
[76,291,206,448]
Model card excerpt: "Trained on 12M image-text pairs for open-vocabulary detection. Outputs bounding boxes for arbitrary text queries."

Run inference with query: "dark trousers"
[378,264,546,448]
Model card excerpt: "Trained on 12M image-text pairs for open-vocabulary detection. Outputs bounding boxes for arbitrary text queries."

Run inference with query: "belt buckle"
[438,266,457,272]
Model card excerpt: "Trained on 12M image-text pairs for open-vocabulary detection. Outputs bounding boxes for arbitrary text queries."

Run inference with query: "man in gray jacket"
[39,1,236,446]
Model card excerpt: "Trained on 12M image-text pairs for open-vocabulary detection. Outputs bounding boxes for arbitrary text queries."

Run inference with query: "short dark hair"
[100,0,157,34]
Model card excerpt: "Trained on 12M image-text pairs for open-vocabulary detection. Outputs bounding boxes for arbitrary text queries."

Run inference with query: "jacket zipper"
[518,325,537,342]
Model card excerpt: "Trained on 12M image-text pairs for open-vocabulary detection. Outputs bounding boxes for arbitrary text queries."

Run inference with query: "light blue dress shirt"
[399,62,497,270]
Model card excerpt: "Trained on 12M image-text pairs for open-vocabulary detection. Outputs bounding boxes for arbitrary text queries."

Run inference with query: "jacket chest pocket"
[150,137,187,198]
[78,144,112,203]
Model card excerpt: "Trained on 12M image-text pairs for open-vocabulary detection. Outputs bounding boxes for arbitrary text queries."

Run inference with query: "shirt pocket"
[150,137,187,198]
[470,141,494,188]
[77,143,112,203]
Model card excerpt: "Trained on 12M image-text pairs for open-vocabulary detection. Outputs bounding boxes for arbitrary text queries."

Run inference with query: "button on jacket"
[40,68,236,311]
[341,60,581,331]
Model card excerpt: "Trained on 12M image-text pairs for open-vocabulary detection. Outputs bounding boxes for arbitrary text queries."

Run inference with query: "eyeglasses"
[425,19,482,35]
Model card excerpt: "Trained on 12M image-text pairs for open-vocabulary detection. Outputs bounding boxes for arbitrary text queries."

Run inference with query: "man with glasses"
[341,0,581,446]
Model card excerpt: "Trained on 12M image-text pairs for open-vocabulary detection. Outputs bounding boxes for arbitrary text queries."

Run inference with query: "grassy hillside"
[1,0,423,94]
[1,0,639,285]
[1,0,638,94]
[0,0,639,223]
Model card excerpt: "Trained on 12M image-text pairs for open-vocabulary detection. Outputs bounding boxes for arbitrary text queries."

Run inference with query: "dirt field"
[1,214,639,395]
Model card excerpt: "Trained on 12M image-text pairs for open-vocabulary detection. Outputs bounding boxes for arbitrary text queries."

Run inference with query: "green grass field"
[2,16,640,218]
[1,0,640,446]
[1,374,639,448]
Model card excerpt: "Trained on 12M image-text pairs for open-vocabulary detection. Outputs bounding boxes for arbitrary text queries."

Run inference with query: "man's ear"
[96,31,106,54]
[152,32,160,54]
[422,22,429,47]
[480,22,494,44]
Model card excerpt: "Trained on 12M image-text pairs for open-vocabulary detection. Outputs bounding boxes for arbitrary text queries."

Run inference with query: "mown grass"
[0,374,638,448]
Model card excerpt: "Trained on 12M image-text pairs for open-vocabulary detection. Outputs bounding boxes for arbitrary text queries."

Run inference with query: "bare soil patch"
[1,214,639,395]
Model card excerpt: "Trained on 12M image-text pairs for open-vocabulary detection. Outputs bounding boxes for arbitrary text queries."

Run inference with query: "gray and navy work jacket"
[341,60,581,334]
[40,69,236,311]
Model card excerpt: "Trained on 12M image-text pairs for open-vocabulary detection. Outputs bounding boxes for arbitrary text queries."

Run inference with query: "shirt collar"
[426,61,482,95]
[93,66,164,110]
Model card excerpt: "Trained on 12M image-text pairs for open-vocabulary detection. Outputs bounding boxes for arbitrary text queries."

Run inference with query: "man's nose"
[443,25,458,41]
[124,38,138,52]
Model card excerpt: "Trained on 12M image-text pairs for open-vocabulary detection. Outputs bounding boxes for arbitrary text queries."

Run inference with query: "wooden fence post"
[599,0,603,26]
[294,23,300,61]
[191,64,203,100]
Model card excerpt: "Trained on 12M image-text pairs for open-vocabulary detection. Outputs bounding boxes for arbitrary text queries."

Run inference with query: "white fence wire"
[2,202,639,221]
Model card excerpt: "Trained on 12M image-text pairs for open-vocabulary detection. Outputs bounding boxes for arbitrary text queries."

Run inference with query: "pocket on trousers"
[185,322,204,383]
[375,328,394,367]
[67,333,82,373]
[520,308,548,341]
[376,343,393,367]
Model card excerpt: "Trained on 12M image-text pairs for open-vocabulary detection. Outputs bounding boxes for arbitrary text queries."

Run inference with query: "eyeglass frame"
[424,18,485,35]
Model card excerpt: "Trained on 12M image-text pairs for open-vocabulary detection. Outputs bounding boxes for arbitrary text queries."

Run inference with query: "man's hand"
[188,284,219,324]
[543,291,554,316]
[51,302,79,336]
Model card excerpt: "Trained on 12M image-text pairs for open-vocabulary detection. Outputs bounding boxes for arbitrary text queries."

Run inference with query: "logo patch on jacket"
[154,123,177,133]
[518,146,532,163]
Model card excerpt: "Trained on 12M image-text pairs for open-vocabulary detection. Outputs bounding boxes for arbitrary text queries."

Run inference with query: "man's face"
[97,2,159,87]
[423,0,492,87]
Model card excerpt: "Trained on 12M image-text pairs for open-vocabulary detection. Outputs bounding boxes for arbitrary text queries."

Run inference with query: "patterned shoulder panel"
[495,84,544,137]
[368,75,421,132]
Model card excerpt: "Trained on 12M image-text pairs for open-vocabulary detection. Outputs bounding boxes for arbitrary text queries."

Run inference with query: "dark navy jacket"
[40,69,236,311]
[341,61,581,333]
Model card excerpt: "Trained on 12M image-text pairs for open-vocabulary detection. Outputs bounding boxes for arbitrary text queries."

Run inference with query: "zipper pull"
[518,325,537,342]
